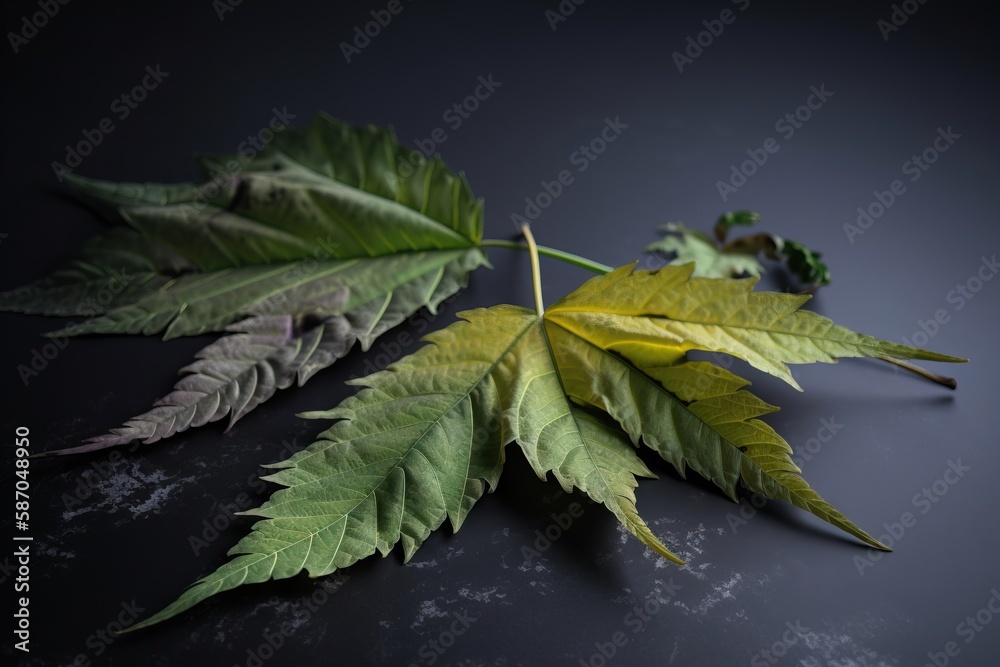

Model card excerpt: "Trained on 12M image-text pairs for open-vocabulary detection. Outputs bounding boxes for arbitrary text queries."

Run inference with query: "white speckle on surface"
[35,542,76,571]
[798,632,896,667]
[278,601,310,632]
[668,637,680,664]
[518,558,548,574]
[62,506,91,521]
[60,462,195,522]
[689,571,769,615]
[679,563,709,580]
[458,585,506,604]
[796,612,899,667]
[38,543,74,558]
[528,579,552,595]
[693,572,741,613]
[611,589,634,605]
[490,528,510,543]
[410,545,466,570]
[202,575,346,647]
[637,520,726,579]
[126,480,186,515]
[411,599,450,630]
[617,523,633,550]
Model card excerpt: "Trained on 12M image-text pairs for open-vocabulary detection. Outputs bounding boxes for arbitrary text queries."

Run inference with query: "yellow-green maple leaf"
[130,263,964,629]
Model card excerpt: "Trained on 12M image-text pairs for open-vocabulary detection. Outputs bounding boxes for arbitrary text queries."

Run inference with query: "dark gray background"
[2,1,998,665]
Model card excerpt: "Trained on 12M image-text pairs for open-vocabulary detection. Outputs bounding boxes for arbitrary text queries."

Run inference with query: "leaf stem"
[480,239,613,274]
[519,225,545,316]
[877,356,958,390]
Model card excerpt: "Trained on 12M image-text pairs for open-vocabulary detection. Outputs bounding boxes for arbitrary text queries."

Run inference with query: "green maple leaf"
[544,263,962,545]
[129,262,964,630]
[647,212,831,288]
[1,113,488,455]
[646,222,766,279]
[1,115,966,633]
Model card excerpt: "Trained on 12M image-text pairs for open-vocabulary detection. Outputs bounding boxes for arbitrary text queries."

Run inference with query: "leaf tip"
[296,409,333,420]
